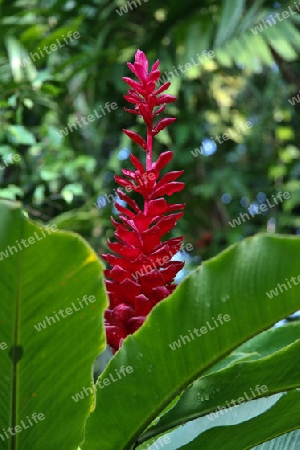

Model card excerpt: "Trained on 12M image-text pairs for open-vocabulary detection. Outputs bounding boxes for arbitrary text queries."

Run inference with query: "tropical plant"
[102,50,185,352]
[1,199,300,449]
[1,46,300,449]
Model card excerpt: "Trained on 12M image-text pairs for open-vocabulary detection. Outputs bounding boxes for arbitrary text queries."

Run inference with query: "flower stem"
[144,127,152,215]
[146,126,153,171]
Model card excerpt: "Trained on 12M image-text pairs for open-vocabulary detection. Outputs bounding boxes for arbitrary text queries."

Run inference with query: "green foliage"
[1,1,300,448]
[144,392,300,449]
[81,234,300,449]
[148,323,300,438]
[0,207,300,449]
[0,200,107,449]
[1,0,300,264]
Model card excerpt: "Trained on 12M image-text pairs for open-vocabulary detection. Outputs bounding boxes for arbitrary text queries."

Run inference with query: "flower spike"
[102,50,185,353]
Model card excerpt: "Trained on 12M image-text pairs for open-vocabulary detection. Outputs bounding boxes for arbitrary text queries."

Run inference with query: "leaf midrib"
[10,211,24,450]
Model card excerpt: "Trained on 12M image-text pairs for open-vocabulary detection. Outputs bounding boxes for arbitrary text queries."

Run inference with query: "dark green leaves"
[0,200,107,449]
[82,234,300,450]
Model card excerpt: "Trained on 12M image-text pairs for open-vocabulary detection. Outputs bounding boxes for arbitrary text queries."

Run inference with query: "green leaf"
[214,0,246,47]
[0,145,15,158]
[19,24,49,43]
[61,183,84,203]
[245,34,273,66]
[36,20,82,54]
[6,37,23,83]
[277,19,300,51]
[235,0,265,33]
[264,25,297,61]
[276,126,295,141]
[6,126,36,146]
[144,322,300,440]
[223,37,249,67]
[0,200,107,449]
[252,429,300,449]
[82,234,300,450]
[214,48,232,67]
[0,185,24,200]
[144,391,300,449]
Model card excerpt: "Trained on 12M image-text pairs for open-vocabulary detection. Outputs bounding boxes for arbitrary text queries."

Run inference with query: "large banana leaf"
[138,391,300,449]
[252,429,300,449]
[0,200,107,449]
[143,322,300,440]
[82,234,300,450]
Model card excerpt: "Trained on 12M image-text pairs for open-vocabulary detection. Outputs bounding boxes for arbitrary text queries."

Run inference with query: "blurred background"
[1,0,300,292]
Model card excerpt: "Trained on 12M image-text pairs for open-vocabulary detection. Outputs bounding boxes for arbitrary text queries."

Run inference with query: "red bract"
[102,49,185,353]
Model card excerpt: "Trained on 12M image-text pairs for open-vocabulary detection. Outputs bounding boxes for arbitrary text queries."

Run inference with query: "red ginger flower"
[102,50,185,353]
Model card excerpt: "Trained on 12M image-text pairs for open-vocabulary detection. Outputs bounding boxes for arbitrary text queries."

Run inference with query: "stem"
[146,126,152,171]
[144,125,153,215]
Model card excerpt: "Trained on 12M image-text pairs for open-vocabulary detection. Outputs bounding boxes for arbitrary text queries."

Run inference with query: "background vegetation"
[1,0,300,280]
